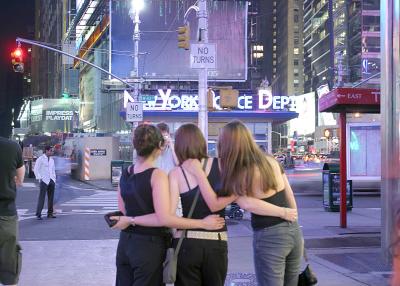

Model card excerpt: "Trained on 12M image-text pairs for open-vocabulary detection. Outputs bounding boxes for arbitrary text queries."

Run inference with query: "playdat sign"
[123,89,297,111]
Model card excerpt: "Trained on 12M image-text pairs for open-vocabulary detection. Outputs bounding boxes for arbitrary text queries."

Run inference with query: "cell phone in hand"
[104,211,124,228]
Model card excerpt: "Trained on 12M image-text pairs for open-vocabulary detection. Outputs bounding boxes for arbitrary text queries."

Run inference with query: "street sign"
[190,43,216,69]
[90,149,107,156]
[126,102,143,122]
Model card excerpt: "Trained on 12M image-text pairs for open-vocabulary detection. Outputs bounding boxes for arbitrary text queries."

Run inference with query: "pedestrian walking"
[34,146,57,220]
[155,122,178,174]
[183,120,301,286]
[175,123,298,286]
[0,136,25,286]
[109,124,224,286]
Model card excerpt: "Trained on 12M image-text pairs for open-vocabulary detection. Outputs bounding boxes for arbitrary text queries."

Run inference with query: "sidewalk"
[17,178,392,285]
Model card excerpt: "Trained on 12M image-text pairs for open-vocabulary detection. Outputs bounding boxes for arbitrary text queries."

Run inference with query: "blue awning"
[120,110,298,122]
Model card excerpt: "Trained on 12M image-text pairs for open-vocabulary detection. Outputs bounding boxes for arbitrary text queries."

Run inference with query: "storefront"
[121,88,299,153]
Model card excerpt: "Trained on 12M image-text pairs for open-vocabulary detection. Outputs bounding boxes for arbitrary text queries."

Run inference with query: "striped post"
[84,147,90,181]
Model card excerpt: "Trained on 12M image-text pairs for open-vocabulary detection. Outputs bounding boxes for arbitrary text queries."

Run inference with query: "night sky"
[0,0,34,137]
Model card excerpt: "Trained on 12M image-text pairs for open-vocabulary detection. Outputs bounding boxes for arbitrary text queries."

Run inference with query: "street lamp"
[131,0,144,12]
[130,0,144,104]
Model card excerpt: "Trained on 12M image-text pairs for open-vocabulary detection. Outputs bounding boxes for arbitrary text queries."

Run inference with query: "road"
[16,175,380,242]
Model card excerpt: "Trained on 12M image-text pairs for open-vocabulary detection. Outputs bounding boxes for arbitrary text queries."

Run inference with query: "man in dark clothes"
[0,136,25,286]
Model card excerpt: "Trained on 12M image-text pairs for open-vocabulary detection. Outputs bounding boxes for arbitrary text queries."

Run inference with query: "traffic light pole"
[197,0,209,139]
[15,37,136,90]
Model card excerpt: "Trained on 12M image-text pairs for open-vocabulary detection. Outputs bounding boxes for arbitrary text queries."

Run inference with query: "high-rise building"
[31,0,64,99]
[269,0,304,151]
[303,0,380,93]
[348,0,380,86]
[272,0,304,98]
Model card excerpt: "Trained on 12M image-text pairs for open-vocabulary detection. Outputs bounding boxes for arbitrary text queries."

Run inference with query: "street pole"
[130,2,142,102]
[381,0,400,265]
[197,0,208,140]
[109,0,112,80]
[16,37,136,89]
[339,112,347,228]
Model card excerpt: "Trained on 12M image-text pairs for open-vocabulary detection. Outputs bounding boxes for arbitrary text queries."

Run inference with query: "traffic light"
[11,48,24,73]
[178,25,190,50]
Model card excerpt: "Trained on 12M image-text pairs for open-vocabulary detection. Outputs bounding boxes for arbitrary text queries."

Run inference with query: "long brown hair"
[174,123,208,164]
[217,120,278,196]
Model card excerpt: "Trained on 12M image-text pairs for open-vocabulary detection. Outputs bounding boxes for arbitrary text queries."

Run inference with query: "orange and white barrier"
[84,147,90,180]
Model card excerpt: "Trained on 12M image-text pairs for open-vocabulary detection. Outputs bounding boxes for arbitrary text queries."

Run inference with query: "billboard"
[111,0,247,81]
[347,123,380,180]
[288,92,316,136]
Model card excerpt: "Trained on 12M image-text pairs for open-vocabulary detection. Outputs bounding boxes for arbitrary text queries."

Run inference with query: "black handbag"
[163,158,208,284]
[298,248,318,286]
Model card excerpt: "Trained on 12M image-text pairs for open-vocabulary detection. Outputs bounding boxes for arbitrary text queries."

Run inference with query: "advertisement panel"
[288,92,315,136]
[347,123,381,180]
[112,0,247,81]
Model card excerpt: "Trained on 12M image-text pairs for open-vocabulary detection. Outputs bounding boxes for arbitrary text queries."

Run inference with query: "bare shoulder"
[152,168,168,182]
[168,166,181,179]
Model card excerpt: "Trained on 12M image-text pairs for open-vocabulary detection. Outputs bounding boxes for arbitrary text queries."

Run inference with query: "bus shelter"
[319,87,380,227]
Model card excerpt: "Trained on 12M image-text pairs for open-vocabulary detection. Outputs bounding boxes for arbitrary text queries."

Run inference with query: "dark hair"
[174,123,207,164]
[156,122,170,133]
[44,146,52,152]
[133,124,164,157]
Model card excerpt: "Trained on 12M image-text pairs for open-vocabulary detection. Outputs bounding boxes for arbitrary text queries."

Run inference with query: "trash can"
[111,160,124,186]
[322,163,353,212]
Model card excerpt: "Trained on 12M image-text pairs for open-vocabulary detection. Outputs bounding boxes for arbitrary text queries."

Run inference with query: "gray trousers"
[0,215,22,285]
[253,221,302,286]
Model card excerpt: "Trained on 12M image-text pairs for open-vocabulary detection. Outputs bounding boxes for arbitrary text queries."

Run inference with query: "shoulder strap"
[175,158,208,256]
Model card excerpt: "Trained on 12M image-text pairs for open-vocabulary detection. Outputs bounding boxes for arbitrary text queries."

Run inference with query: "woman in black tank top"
[182,121,301,286]
[168,123,228,286]
[110,124,224,286]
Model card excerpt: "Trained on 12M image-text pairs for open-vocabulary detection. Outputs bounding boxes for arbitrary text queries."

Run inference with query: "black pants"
[174,238,228,286]
[116,231,167,286]
[36,180,55,217]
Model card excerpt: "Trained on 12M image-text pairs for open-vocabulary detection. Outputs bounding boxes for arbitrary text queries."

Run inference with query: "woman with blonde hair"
[173,123,298,286]
[183,120,301,286]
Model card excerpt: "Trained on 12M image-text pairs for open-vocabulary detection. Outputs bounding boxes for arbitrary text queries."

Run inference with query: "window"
[253,45,264,51]
[253,52,264,59]
[294,59,299,65]
[294,15,299,23]
[273,60,277,66]
[294,48,299,55]
[273,45,276,51]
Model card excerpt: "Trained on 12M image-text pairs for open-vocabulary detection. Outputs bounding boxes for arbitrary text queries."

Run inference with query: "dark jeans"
[0,215,22,285]
[36,180,55,217]
[116,231,167,286]
[253,221,302,286]
[173,238,228,286]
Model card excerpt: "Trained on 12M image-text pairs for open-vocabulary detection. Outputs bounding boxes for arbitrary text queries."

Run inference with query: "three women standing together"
[111,121,302,286]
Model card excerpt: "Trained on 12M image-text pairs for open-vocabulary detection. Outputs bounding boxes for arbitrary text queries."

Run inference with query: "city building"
[269,0,304,152]
[31,0,64,99]
[303,0,380,93]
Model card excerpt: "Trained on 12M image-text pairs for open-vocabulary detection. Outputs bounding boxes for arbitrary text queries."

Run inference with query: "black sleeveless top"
[119,166,168,236]
[180,158,227,232]
[251,190,289,230]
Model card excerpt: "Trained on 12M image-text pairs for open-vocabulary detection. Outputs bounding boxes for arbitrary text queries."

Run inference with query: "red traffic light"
[11,48,23,59]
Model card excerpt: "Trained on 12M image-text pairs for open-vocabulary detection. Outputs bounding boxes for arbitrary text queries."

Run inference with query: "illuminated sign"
[45,111,74,121]
[123,89,297,111]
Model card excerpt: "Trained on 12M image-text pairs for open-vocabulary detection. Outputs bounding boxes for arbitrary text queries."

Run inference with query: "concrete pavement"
[16,178,391,285]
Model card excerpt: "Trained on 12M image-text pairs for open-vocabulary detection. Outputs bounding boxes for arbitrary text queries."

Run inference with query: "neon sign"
[123,89,297,111]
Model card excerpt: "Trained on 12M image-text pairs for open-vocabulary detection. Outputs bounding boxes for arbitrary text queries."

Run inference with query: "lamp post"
[130,0,144,102]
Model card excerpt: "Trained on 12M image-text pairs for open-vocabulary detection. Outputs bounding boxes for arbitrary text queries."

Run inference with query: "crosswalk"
[60,191,118,213]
